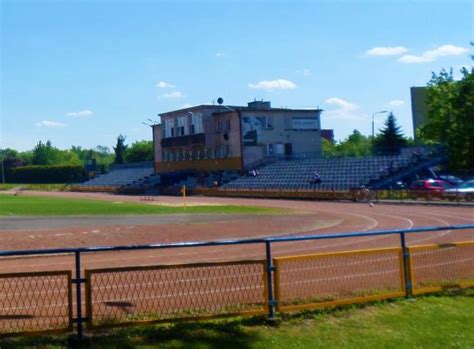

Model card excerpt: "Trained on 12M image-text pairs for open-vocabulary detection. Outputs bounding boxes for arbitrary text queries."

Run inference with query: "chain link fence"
[274,248,405,312]
[0,271,72,335]
[409,242,474,295]
[85,261,268,328]
[0,225,472,337]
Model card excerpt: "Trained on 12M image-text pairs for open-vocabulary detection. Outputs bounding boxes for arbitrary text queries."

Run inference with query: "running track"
[0,193,473,273]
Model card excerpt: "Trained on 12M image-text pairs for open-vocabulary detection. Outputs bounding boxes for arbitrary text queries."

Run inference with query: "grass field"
[0,194,278,216]
[2,291,473,349]
[0,184,69,191]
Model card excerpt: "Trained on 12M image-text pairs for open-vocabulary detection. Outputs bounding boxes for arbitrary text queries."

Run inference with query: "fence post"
[74,251,84,339]
[400,232,413,298]
[265,241,276,319]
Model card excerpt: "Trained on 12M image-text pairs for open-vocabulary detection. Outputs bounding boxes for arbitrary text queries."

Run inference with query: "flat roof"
[159,104,323,117]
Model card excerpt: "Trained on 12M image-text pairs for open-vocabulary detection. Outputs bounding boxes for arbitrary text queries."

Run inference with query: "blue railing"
[0,224,473,339]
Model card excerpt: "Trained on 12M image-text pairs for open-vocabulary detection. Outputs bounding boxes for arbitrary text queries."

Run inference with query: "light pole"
[372,110,388,156]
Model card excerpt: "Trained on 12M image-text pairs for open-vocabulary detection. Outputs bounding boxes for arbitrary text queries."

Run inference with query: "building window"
[266,116,273,129]
[292,117,318,130]
[225,119,231,131]
[276,143,284,155]
[216,120,225,133]
[191,113,203,134]
[266,144,274,156]
[164,119,174,138]
[176,116,186,136]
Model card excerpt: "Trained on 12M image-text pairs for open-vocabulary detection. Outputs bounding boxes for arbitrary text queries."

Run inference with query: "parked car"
[438,175,464,186]
[409,179,453,200]
[443,180,474,201]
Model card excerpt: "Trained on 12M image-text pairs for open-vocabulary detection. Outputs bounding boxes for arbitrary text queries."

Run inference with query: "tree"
[418,66,474,170]
[322,130,372,158]
[339,130,372,157]
[0,148,18,159]
[113,135,128,164]
[322,139,338,157]
[32,140,60,165]
[96,145,111,155]
[373,113,407,155]
[124,140,153,163]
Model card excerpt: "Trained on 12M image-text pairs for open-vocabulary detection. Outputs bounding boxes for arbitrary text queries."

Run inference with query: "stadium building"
[77,98,444,195]
[152,100,323,173]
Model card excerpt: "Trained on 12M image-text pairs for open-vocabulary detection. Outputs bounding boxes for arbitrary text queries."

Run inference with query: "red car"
[409,179,453,200]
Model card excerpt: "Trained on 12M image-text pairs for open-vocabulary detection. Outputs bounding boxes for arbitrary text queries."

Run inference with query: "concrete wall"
[410,87,428,142]
[153,124,162,163]
[240,109,322,165]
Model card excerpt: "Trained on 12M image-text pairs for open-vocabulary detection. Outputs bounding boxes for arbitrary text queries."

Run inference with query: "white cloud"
[160,91,185,99]
[398,55,433,64]
[66,109,93,117]
[248,79,297,90]
[216,52,225,57]
[399,44,468,64]
[36,120,67,128]
[366,46,408,56]
[387,100,404,107]
[156,81,176,89]
[325,97,358,111]
[324,97,365,121]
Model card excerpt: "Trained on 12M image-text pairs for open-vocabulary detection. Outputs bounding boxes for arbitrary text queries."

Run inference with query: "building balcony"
[161,133,205,148]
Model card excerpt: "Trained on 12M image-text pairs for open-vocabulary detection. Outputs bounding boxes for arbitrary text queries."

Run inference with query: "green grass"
[0,183,69,191]
[0,194,278,216]
[1,291,473,349]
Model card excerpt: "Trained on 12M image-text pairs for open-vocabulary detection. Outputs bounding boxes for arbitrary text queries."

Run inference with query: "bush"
[6,165,85,183]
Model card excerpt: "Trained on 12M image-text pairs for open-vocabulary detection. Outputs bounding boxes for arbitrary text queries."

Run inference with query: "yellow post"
[182,185,186,208]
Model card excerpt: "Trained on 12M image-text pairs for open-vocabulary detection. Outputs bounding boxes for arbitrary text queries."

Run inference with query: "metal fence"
[194,187,474,205]
[0,224,473,338]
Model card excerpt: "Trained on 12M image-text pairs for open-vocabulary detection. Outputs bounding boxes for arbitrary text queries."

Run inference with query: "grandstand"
[222,154,417,191]
[79,162,156,191]
[73,146,443,197]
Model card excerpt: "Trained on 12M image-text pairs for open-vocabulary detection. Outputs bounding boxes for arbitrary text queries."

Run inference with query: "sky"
[1,0,473,151]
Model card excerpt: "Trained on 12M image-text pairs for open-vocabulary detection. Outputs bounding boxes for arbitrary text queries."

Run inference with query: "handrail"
[1,224,472,257]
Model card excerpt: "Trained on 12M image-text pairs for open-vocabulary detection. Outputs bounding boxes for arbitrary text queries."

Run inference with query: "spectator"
[310,171,321,184]
[388,161,395,173]
[412,149,422,161]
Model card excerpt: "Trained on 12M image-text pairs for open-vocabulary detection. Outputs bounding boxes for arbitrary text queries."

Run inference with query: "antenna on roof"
[217,97,224,105]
